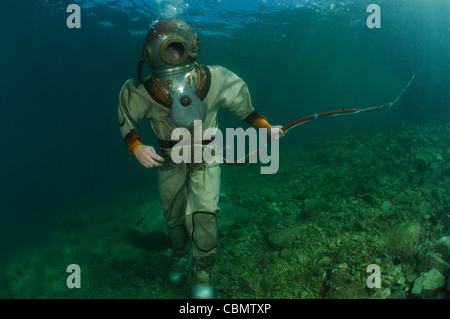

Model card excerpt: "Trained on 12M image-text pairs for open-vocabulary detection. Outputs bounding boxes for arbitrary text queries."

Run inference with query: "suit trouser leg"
[186,162,221,258]
[157,159,190,257]
[158,154,221,259]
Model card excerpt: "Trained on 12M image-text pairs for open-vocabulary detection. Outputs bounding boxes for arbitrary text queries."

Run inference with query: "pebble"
[418,252,450,276]
[407,273,419,284]
[436,236,450,260]
[392,264,402,275]
[411,268,446,298]
[397,276,406,285]
[267,227,298,250]
[390,290,407,299]
[380,201,392,211]
[336,263,349,271]
[337,248,348,263]
[318,256,332,266]
[433,152,444,161]
[414,152,433,168]
[380,201,393,217]
[371,287,391,299]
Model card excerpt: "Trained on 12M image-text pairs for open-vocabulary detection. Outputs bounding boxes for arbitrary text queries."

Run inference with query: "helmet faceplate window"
[159,36,189,65]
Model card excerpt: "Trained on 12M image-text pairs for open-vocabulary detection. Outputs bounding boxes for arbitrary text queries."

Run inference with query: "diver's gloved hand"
[270,125,287,139]
[135,145,164,168]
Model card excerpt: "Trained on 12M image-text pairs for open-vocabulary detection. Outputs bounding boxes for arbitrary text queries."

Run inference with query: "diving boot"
[168,252,193,286]
[191,255,215,299]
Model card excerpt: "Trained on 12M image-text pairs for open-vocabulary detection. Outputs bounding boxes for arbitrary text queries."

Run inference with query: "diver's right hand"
[135,145,164,168]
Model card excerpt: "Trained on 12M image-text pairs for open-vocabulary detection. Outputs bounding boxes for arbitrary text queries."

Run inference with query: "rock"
[429,162,444,179]
[417,200,432,217]
[418,252,450,276]
[335,263,349,271]
[218,203,250,230]
[411,268,446,298]
[337,248,348,263]
[381,222,422,262]
[392,264,402,276]
[239,275,260,295]
[318,256,332,266]
[360,194,380,208]
[406,273,419,284]
[390,290,407,299]
[397,276,406,285]
[370,287,391,299]
[435,236,450,261]
[267,225,305,251]
[380,201,392,213]
[413,152,432,169]
[300,198,321,220]
[382,279,392,287]
[430,150,444,161]
[325,268,369,299]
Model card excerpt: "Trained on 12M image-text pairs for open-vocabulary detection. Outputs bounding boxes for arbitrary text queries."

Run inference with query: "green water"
[0,0,449,299]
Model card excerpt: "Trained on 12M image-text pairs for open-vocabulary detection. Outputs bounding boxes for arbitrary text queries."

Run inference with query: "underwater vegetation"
[0,122,449,299]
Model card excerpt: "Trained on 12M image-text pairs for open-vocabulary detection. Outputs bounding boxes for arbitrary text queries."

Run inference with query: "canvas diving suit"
[117,18,274,299]
[118,64,272,258]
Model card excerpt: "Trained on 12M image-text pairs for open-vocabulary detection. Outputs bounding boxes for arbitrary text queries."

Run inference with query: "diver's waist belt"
[158,138,215,149]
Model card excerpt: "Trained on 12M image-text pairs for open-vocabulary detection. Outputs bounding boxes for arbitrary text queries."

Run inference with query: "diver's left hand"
[270,125,286,139]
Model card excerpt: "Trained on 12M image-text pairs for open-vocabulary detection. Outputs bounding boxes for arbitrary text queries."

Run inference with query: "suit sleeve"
[117,80,148,154]
[217,67,272,130]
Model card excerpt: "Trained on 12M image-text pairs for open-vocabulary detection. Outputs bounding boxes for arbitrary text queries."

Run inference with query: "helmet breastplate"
[154,63,198,93]
[153,64,206,129]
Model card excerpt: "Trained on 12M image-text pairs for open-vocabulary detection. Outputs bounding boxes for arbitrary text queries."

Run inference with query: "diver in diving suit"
[117,18,285,299]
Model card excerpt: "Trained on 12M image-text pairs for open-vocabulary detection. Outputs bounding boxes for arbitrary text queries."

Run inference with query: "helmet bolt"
[181,97,192,106]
